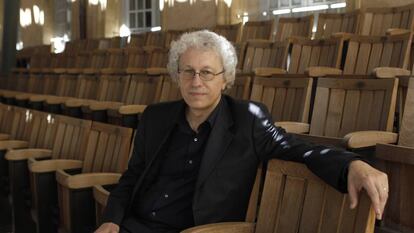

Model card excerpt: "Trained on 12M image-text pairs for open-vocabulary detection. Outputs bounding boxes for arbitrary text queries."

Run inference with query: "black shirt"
[131,99,222,232]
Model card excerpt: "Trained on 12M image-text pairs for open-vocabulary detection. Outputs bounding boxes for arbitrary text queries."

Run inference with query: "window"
[127,0,160,33]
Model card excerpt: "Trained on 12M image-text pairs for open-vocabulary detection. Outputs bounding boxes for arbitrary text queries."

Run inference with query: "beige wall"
[19,0,54,47]
[162,1,217,30]
[355,0,414,9]
[85,0,122,39]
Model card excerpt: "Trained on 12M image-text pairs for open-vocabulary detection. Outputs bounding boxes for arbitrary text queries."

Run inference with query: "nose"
[190,73,203,86]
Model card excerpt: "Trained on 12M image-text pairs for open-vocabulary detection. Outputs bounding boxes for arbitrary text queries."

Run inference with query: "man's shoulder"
[144,99,183,114]
[223,95,269,120]
[224,95,267,113]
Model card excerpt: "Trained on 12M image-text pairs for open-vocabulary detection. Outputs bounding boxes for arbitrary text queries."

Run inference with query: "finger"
[348,184,359,209]
[364,181,382,219]
[375,184,389,220]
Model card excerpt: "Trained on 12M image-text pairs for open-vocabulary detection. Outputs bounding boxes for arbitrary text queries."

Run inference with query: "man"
[95,30,388,233]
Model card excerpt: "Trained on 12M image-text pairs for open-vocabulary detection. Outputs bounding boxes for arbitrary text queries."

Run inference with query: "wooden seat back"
[165,30,184,48]
[49,115,92,160]
[275,15,313,42]
[225,75,252,100]
[255,159,375,233]
[315,11,360,39]
[214,23,242,43]
[124,75,164,105]
[159,76,182,102]
[375,78,414,232]
[240,40,290,74]
[288,36,345,74]
[81,122,133,173]
[309,78,398,137]
[359,4,414,36]
[145,31,165,47]
[342,32,412,75]
[250,76,313,122]
[241,19,275,42]
[127,33,147,48]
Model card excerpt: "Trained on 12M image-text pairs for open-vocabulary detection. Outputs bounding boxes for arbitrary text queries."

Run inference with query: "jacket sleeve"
[250,102,360,193]
[102,109,148,225]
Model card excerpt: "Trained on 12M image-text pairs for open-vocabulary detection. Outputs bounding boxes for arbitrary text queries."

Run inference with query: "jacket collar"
[195,95,234,189]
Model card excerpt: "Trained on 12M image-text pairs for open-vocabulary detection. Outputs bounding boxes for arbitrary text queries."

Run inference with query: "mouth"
[189,92,206,96]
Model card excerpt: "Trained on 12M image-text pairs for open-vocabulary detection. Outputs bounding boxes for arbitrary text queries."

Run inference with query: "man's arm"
[251,103,388,219]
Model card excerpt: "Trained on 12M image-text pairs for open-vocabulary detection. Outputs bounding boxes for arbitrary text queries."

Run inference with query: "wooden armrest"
[331,32,355,39]
[343,131,398,149]
[376,143,414,165]
[118,105,147,115]
[66,68,84,74]
[5,148,52,161]
[126,67,146,74]
[52,68,67,74]
[254,67,287,76]
[101,68,126,75]
[29,94,47,102]
[89,101,123,111]
[83,68,100,74]
[29,159,83,173]
[45,96,71,105]
[0,140,29,150]
[64,98,94,108]
[56,171,121,189]
[0,133,10,141]
[276,121,310,134]
[146,67,169,75]
[246,39,272,44]
[15,94,31,100]
[181,222,255,233]
[372,67,410,78]
[306,66,342,77]
[386,28,412,36]
[93,185,111,206]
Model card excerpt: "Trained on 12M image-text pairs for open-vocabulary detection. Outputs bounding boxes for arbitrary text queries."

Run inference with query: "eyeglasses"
[178,69,225,81]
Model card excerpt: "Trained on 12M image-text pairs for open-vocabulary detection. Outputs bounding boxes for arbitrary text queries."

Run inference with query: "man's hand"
[348,160,388,219]
[95,222,120,233]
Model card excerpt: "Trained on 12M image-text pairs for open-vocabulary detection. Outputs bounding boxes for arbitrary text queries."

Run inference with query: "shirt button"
[193,137,198,142]
[188,160,193,164]
[164,194,169,198]
[151,211,156,217]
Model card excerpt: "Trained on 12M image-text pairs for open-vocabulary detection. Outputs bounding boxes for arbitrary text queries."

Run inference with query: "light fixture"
[292,5,329,13]
[151,26,162,32]
[262,11,267,16]
[16,41,24,50]
[33,5,40,24]
[120,24,131,37]
[272,9,291,15]
[159,0,164,11]
[330,2,346,9]
[223,0,231,7]
[19,8,32,27]
[50,34,70,54]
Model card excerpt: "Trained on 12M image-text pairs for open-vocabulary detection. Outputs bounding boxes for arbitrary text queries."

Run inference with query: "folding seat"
[280,77,398,149]
[4,110,57,233]
[341,78,414,233]
[23,116,92,233]
[358,3,414,36]
[213,23,242,43]
[250,76,313,133]
[315,11,360,39]
[50,121,133,233]
[144,31,166,49]
[275,15,313,41]
[127,33,147,48]
[164,29,185,48]
[181,159,375,233]
[240,19,275,42]
[159,77,182,102]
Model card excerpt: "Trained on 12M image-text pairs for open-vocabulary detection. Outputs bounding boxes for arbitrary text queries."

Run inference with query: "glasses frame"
[178,69,225,81]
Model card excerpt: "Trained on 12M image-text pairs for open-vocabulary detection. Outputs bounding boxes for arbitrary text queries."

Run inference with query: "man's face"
[178,48,226,114]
